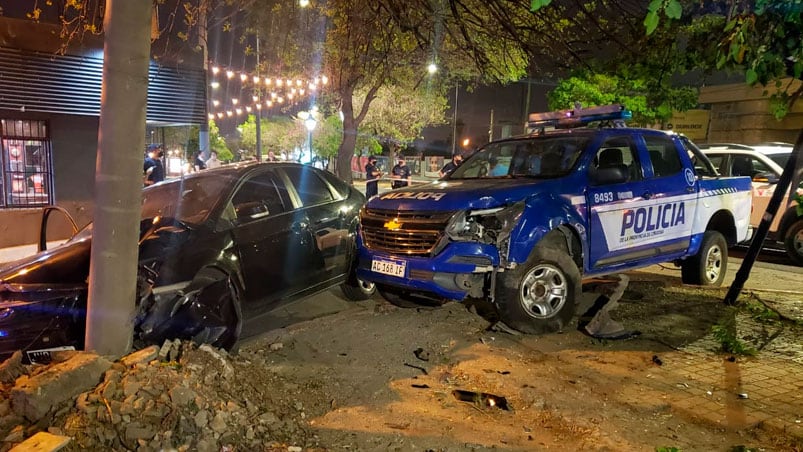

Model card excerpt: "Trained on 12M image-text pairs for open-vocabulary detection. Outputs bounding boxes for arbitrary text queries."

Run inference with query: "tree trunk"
[85,0,152,357]
[336,92,358,183]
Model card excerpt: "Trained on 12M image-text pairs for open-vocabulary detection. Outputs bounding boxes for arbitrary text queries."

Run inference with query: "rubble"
[0,341,319,452]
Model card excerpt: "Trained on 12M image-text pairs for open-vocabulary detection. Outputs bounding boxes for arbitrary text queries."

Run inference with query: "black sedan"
[0,162,374,362]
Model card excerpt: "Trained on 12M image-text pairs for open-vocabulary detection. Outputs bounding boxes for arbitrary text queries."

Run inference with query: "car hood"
[0,217,194,287]
[367,178,547,211]
[0,237,92,286]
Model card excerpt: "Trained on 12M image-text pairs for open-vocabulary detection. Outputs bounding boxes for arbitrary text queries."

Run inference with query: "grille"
[361,208,456,256]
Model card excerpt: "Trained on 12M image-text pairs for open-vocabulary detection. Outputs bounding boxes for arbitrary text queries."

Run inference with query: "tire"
[191,278,241,351]
[495,244,580,334]
[681,231,727,286]
[783,219,803,266]
[340,276,376,301]
[376,284,446,309]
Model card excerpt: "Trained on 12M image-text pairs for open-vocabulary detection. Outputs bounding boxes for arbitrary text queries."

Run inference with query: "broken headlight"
[445,202,524,243]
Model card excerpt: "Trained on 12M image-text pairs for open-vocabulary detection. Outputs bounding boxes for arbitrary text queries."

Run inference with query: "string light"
[205,62,332,118]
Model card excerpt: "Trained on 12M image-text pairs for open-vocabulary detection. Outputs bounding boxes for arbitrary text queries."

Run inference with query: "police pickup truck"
[355,105,753,335]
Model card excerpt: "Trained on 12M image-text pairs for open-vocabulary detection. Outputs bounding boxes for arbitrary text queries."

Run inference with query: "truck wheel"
[681,231,727,286]
[377,284,446,309]
[496,245,580,334]
[340,276,376,301]
[784,219,803,266]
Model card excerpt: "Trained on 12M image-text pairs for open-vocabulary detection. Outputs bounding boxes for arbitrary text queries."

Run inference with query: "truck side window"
[594,137,641,182]
[643,135,682,177]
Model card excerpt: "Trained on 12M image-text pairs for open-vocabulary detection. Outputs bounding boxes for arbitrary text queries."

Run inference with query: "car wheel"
[191,277,241,351]
[495,243,580,334]
[340,276,376,301]
[784,219,803,266]
[681,231,727,286]
[376,284,446,309]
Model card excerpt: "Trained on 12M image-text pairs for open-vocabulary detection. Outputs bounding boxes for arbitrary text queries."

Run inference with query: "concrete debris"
[0,352,25,385]
[10,353,112,422]
[8,431,71,452]
[120,346,159,367]
[0,341,318,451]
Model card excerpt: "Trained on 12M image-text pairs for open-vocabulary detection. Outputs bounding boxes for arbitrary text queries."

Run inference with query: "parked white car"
[699,143,803,265]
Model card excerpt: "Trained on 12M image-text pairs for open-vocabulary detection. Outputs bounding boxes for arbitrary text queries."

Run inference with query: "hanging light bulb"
[264,77,271,85]
[253,75,261,84]
[321,75,329,85]
[212,100,220,106]
[226,70,234,79]
[235,108,243,115]
[232,98,239,105]
[226,110,233,116]
[256,103,262,110]
[211,66,220,74]
[240,73,247,82]
[245,106,252,112]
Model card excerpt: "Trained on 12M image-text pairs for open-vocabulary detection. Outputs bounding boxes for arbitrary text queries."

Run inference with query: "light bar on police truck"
[528,104,632,129]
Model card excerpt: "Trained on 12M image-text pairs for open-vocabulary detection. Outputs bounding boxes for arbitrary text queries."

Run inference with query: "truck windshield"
[449,136,591,179]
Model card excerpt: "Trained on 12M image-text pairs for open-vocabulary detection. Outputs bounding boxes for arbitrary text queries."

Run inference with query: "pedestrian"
[205,151,222,169]
[267,151,279,162]
[365,156,382,198]
[391,157,411,189]
[193,151,206,171]
[143,146,165,186]
[439,154,463,178]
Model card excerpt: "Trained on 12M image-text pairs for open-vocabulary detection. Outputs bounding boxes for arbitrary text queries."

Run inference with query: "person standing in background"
[391,157,411,189]
[193,151,207,172]
[439,154,463,178]
[365,156,382,198]
[205,151,222,169]
[143,146,165,186]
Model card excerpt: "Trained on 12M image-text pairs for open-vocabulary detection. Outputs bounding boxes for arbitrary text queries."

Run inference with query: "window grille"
[0,119,53,208]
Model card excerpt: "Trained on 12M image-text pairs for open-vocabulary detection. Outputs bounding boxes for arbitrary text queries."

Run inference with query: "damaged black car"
[0,162,374,362]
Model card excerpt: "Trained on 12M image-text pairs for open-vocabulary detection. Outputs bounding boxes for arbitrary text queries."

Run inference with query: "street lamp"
[298,109,318,163]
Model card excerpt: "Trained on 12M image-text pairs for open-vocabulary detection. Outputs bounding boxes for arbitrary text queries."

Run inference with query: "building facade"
[0,8,206,249]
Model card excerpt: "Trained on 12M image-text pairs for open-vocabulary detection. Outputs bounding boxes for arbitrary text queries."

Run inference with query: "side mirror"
[591,165,629,185]
[752,171,779,184]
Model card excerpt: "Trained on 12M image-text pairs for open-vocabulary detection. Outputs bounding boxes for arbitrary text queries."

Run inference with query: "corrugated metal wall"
[0,47,205,125]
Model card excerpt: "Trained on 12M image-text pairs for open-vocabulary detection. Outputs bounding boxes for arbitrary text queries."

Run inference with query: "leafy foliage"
[711,313,757,356]
[547,71,697,125]
[208,121,234,162]
[238,114,305,160]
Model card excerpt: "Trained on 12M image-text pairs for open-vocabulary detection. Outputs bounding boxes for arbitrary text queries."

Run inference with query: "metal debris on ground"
[452,389,510,411]
[581,274,642,340]
[413,347,430,361]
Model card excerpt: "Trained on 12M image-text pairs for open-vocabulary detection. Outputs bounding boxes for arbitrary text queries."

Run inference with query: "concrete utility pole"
[85,0,152,357]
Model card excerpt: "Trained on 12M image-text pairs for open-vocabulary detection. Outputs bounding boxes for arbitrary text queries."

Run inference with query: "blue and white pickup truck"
[355,105,752,334]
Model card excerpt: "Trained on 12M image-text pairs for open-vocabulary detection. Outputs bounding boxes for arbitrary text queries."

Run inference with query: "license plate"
[371,258,406,277]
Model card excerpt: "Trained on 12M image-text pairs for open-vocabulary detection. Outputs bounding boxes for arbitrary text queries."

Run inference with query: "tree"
[239,114,305,159]
[242,0,531,182]
[547,71,698,126]
[208,120,234,161]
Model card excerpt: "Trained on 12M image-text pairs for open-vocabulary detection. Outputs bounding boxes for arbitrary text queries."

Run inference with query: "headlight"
[445,202,525,242]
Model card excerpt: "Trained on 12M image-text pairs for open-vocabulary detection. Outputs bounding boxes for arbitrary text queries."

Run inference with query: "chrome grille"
[361,208,456,256]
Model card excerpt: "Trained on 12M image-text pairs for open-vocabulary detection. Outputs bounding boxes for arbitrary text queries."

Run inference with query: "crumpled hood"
[0,237,92,286]
[367,178,546,211]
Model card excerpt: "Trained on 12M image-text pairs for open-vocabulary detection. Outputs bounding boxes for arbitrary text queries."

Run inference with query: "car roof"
[698,143,793,155]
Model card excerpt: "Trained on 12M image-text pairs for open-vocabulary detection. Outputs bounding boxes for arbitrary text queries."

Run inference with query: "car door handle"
[642,191,653,200]
[686,186,695,193]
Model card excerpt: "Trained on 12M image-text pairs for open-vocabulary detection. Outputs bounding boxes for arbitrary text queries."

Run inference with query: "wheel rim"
[704,243,723,282]
[357,278,375,295]
[519,263,567,319]
[793,227,803,257]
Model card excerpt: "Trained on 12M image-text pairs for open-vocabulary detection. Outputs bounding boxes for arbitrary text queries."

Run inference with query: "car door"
[637,134,697,257]
[281,165,351,286]
[588,133,698,270]
[724,152,781,229]
[227,169,313,312]
[586,134,649,269]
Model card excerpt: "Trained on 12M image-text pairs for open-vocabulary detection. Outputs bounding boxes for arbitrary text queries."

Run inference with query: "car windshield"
[768,153,791,169]
[141,175,233,225]
[449,136,591,179]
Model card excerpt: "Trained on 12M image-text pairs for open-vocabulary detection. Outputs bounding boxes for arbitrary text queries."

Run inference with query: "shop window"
[1,120,53,207]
